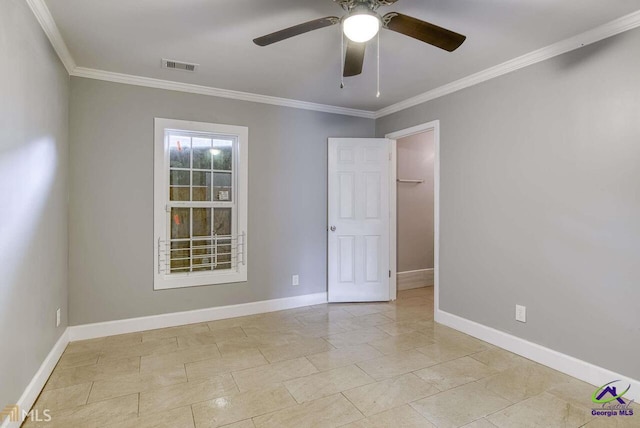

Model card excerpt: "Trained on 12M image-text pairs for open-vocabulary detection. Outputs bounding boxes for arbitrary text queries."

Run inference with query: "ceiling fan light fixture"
[343,10,380,43]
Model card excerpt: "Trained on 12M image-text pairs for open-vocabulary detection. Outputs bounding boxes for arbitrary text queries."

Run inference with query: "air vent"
[162,59,199,72]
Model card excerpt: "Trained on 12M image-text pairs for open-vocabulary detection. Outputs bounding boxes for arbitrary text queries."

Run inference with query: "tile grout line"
[406,399,440,427]
[214,341,223,358]
[229,369,241,393]
[190,404,197,427]
[338,392,367,423]
[85,382,94,405]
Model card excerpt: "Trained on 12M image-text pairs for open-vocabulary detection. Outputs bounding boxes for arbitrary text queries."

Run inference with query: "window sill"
[154,269,247,290]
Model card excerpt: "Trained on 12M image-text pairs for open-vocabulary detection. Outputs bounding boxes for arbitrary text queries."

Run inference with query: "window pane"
[212,139,233,171]
[214,209,232,270]
[193,208,212,237]
[171,207,190,239]
[170,241,190,272]
[170,170,190,201]
[170,170,190,185]
[213,173,232,201]
[192,239,213,272]
[215,238,232,270]
[170,135,191,168]
[214,208,232,236]
[170,187,190,201]
[192,137,212,170]
[192,171,212,201]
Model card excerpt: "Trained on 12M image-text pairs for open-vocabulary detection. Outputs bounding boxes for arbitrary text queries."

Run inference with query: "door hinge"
[389,270,391,278]
[389,152,392,161]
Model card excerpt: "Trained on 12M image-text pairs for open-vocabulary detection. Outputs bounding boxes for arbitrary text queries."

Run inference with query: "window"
[154,118,248,290]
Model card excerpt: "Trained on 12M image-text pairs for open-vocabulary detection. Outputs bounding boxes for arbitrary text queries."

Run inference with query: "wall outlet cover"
[515,304,526,323]
[292,275,299,286]
[56,308,61,327]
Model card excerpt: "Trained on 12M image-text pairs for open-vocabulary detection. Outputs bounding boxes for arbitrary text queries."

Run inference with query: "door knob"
[330,226,336,232]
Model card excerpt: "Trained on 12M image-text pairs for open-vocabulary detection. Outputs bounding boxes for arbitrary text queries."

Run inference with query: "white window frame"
[154,118,248,290]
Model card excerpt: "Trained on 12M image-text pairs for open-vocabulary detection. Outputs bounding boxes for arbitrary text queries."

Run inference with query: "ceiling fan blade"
[343,40,366,77]
[253,17,340,46]
[382,13,466,52]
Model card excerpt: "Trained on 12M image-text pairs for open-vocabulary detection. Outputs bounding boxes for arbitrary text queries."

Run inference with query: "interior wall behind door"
[397,131,435,274]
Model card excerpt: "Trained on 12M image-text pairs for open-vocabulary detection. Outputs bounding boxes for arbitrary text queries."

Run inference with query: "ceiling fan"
[253,0,466,78]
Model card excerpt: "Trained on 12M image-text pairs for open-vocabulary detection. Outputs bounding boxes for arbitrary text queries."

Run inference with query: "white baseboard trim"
[68,292,328,342]
[2,292,327,427]
[1,330,70,428]
[435,309,640,402]
[397,268,434,291]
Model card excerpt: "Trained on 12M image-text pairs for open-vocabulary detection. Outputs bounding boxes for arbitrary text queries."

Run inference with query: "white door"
[328,138,390,302]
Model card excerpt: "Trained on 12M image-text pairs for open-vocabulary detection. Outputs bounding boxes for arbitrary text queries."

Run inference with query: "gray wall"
[377,28,640,380]
[0,0,69,408]
[68,77,374,325]
[397,131,435,272]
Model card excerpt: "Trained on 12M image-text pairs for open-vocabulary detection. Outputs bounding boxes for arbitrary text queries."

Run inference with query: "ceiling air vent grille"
[162,59,198,72]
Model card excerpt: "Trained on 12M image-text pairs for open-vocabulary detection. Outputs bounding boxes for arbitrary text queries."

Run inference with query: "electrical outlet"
[515,304,526,323]
[56,308,61,327]
[292,275,299,286]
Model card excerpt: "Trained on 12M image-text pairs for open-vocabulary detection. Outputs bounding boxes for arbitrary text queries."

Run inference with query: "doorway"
[387,121,440,308]
[396,130,435,289]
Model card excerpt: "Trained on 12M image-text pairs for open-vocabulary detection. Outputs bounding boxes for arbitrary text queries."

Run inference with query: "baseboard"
[68,292,328,341]
[397,268,434,290]
[1,330,69,428]
[435,309,640,402]
[2,292,326,427]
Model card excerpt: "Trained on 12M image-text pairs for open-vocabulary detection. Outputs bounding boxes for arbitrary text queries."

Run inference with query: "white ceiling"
[45,0,640,111]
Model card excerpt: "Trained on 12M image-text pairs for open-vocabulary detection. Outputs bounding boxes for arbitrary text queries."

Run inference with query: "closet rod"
[397,179,424,183]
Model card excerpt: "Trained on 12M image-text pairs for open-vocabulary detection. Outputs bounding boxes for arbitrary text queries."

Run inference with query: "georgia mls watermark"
[0,405,52,423]
[591,380,635,418]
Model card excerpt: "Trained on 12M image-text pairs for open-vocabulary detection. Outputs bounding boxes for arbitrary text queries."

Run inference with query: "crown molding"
[374,9,640,118]
[26,0,76,74]
[26,0,640,120]
[25,0,375,119]
[71,67,376,118]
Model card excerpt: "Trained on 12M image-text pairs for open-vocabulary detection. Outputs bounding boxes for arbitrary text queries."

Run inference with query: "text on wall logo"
[0,405,20,422]
[0,405,51,423]
[591,380,635,418]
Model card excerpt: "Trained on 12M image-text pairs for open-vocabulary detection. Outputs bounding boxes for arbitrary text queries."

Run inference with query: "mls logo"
[591,380,635,418]
[0,405,19,422]
[593,380,630,405]
[0,405,52,423]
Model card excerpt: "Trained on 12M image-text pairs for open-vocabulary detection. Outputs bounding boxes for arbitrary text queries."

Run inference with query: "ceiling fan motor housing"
[347,4,379,17]
[334,0,397,13]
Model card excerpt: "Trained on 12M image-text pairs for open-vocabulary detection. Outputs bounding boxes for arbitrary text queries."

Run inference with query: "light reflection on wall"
[0,138,57,294]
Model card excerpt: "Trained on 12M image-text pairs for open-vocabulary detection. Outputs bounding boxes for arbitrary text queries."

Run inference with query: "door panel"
[364,235,380,282]
[328,138,390,302]
[339,173,355,219]
[338,236,356,283]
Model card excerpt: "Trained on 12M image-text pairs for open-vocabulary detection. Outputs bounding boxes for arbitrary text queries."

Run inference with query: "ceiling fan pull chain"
[340,29,345,89]
[376,30,380,98]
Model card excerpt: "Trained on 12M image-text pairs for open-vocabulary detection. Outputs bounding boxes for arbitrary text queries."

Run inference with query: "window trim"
[154,118,248,290]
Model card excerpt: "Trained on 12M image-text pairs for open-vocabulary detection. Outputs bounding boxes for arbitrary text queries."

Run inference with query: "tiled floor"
[25,287,636,427]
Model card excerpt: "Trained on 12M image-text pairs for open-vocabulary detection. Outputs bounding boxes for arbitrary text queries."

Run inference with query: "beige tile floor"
[24,287,637,427]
